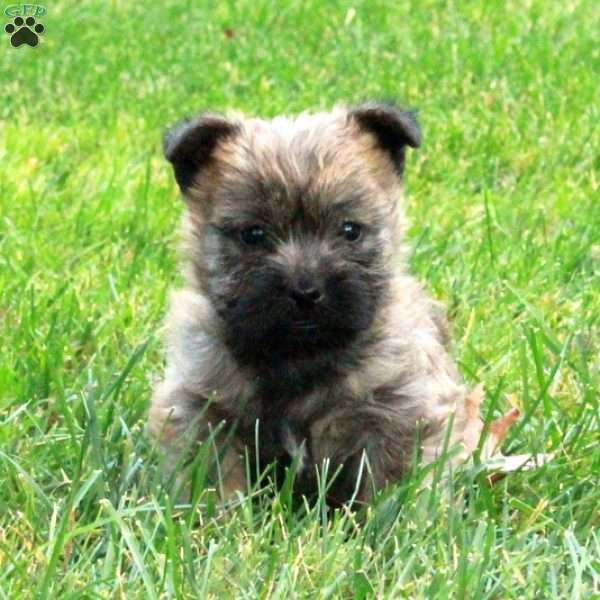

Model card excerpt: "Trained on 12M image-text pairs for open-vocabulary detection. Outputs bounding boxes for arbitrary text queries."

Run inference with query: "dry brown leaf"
[460,385,553,482]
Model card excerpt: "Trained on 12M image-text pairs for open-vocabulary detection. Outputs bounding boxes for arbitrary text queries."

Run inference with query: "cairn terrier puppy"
[149,102,469,504]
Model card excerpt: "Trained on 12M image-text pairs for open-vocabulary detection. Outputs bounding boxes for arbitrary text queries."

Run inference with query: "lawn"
[1,0,599,597]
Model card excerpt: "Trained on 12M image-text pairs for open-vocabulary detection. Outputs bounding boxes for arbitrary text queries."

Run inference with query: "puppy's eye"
[240,225,267,246]
[341,221,362,242]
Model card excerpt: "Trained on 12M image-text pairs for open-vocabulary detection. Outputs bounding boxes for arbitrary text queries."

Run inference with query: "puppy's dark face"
[207,181,387,368]
[164,104,421,374]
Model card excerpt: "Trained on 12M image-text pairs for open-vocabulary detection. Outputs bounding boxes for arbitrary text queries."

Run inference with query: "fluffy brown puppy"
[149,103,469,504]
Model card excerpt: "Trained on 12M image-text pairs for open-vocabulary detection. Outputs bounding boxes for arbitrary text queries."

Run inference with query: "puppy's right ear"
[349,102,421,175]
[163,114,239,194]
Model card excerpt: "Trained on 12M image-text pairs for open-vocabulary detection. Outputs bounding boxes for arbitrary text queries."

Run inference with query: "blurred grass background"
[0,1,598,597]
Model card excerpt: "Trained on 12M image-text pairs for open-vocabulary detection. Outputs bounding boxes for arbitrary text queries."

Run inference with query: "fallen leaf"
[460,385,553,482]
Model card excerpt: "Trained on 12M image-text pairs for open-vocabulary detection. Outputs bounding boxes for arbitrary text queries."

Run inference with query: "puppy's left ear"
[349,102,421,174]
[163,114,240,194]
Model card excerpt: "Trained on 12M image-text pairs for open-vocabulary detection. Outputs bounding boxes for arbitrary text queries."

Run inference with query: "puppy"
[149,102,469,504]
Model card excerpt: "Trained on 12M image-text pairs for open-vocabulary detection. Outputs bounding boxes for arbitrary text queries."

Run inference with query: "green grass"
[1,0,599,597]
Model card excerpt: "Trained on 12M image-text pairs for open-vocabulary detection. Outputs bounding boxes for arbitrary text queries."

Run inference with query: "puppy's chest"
[244,382,358,466]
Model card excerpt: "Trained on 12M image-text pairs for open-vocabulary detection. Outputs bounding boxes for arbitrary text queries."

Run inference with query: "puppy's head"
[164,103,421,369]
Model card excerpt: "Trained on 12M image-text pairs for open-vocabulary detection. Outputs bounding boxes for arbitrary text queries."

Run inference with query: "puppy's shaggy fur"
[149,103,469,504]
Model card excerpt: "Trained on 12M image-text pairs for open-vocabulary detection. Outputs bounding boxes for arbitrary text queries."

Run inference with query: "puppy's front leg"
[309,408,413,504]
[148,379,246,501]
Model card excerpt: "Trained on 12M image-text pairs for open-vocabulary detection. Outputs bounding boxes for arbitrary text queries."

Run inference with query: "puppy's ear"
[349,102,421,174]
[163,114,239,193]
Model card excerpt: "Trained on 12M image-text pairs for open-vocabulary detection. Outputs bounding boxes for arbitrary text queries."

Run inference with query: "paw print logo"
[5,16,45,48]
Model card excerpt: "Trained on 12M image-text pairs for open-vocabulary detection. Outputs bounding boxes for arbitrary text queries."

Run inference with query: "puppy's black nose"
[289,282,323,307]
